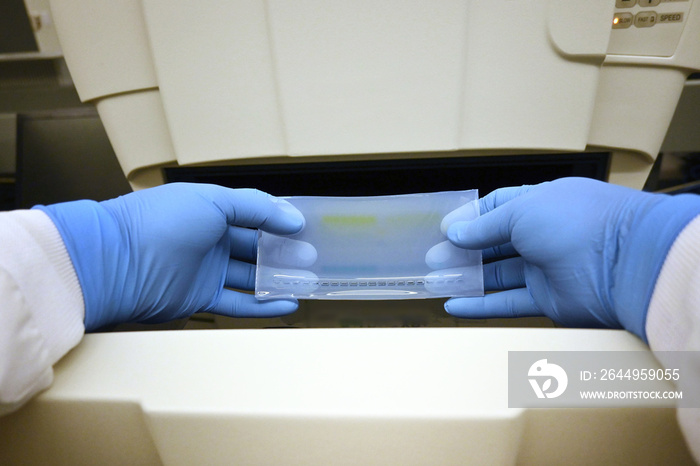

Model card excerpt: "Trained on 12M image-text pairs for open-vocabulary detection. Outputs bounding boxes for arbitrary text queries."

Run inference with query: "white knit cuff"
[0,210,85,366]
[646,214,700,352]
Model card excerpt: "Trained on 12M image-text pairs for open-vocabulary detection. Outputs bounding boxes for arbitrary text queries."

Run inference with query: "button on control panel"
[608,0,692,56]
[634,11,658,27]
[612,12,634,28]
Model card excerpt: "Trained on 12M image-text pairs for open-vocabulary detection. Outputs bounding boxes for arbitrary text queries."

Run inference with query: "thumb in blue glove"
[444,177,700,342]
[35,183,305,331]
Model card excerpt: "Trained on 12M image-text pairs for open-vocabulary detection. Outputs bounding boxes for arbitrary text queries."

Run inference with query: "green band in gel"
[322,215,376,226]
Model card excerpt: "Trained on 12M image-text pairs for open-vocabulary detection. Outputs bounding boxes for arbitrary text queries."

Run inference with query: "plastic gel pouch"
[256,190,483,300]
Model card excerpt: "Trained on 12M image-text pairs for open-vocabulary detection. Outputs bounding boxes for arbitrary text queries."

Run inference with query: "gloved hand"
[35,183,305,331]
[444,177,700,341]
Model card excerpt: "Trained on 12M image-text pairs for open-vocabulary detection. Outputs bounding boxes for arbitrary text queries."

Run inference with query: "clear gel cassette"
[256,190,483,300]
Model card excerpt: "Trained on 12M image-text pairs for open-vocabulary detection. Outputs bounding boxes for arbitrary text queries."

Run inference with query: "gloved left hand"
[35,183,305,331]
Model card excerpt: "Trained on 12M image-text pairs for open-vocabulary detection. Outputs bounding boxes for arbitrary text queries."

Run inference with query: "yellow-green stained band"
[322,215,376,226]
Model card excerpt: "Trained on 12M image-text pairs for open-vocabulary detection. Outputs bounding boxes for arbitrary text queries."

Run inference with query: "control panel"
[608,0,693,56]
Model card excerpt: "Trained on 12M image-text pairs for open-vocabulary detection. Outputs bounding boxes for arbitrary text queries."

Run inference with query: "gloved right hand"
[444,177,700,342]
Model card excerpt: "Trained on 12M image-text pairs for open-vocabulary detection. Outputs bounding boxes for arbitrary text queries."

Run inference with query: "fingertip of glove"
[446,221,470,246]
[444,299,461,316]
[444,297,485,319]
[272,199,305,233]
[256,299,299,317]
[444,300,453,314]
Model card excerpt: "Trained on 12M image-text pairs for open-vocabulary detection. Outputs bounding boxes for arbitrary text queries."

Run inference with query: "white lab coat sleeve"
[0,209,84,416]
[646,214,700,463]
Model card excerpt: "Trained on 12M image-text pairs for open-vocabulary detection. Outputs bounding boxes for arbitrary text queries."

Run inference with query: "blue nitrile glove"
[444,177,700,341]
[35,183,305,331]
